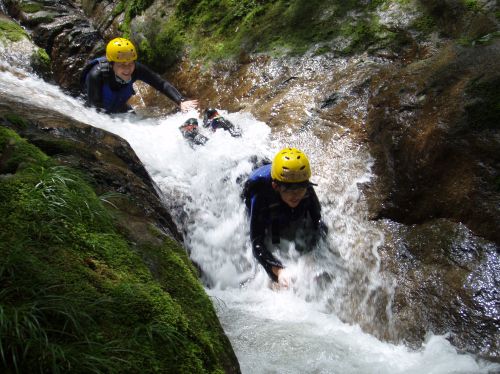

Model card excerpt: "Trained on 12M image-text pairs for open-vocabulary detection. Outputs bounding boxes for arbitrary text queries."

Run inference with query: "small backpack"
[80,57,110,91]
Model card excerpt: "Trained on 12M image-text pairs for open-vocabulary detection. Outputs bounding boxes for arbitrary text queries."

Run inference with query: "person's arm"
[307,187,328,247]
[220,118,242,137]
[86,66,104,110]
[134,63,198,111]
[250,194,283,282]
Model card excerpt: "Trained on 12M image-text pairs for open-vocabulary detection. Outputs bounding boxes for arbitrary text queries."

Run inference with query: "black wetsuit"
[83,58,184,113]
[180,128,208,146]
[203,116,242,137]
[243,164,324,282]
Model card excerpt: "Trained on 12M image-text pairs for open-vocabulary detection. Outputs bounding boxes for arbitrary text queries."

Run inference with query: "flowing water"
[0,66,498,374]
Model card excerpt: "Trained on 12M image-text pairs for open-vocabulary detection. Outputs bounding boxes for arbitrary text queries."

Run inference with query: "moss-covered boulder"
[0,101,240,372]
[0,15,51,77]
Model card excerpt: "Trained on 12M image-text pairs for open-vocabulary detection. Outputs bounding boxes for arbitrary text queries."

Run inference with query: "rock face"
[3,0,103,94]
[363,39,500,360]
[379,219,499,360]
[365,41,500,245]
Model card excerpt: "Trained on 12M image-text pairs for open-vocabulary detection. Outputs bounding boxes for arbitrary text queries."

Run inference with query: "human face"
[181,124,198,133]
[112,61,135,82]
[274,183,308,208]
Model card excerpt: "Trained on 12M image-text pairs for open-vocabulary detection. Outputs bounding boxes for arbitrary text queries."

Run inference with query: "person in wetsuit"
[242,147,327,284]
[179,118,208,147]
[82,37,198,114]
[203,108,242,137]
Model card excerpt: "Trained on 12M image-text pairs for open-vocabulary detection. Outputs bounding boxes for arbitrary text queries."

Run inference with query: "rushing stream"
[1,67,498,374]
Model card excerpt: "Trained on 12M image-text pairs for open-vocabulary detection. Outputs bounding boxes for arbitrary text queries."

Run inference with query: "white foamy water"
[1,68,497,374]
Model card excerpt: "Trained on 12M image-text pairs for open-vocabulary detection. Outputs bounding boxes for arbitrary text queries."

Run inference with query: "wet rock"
[379,218,499,360]
[365,41,500,245]
[80,0,121,37]
[3,0,103,94]
[0,14,50,75]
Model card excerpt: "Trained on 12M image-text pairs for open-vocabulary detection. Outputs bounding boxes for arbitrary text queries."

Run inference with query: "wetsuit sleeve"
[308,187,322,227]
[134,62,185,105]
[249,193,283,282]
[307,187,328,247]
[86,65,104,110]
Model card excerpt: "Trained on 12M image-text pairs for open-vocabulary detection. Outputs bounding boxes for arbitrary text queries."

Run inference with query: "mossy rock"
[20,1,43,13]
[0,123,239,373]
[0,18,28,43]
[30,47,52,78]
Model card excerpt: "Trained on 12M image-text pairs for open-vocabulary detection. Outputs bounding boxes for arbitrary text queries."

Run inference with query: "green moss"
[412,14,435,34]
[31,47,52,75]
[0,126,49,173]
[35,47,50,65]
[20,2,43,13]
[113,0,126,17]
[136,237,233,372]
[113,0,431,67]
[173,0,398,60]
[137,20,185,71]
[119,0,155,34]
[3,113,29,129]
[462,0,482,12]
[0,127,233,373]
[0,19,28,43]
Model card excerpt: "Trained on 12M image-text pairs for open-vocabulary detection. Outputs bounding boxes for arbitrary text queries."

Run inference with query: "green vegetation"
[113,0,431,68]
[0,19,28,43]
[4,113,29,129]
[31,47,52,74]
[0,126,232,373]
[20,2,43,13]
[107,0,495,68]
[462,0,482,12]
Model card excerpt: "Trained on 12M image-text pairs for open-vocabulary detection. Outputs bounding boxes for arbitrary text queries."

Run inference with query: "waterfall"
[0,66,497,374]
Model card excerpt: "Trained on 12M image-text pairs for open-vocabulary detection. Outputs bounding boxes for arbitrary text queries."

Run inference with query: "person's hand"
[272,266,289,289]
[180,99,198,112]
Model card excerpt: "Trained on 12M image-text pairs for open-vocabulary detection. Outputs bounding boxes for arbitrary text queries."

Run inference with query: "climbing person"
[202,108,242,137]
[81,37,198,114]
[242,147,327,286]
[179,118,208,146]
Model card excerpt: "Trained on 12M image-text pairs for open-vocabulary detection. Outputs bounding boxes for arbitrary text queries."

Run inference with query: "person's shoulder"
[255,163,272,175]
[249,164,271,180]
[134,61,152,74]
[87,63,104,80]
[88,58,110,76]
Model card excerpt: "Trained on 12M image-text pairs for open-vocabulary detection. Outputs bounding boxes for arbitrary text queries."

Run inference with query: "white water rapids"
[1,68,498,374]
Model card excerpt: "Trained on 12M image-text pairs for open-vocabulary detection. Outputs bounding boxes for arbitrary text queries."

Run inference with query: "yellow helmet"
[106,38,137,62]
[271,147,311,183]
